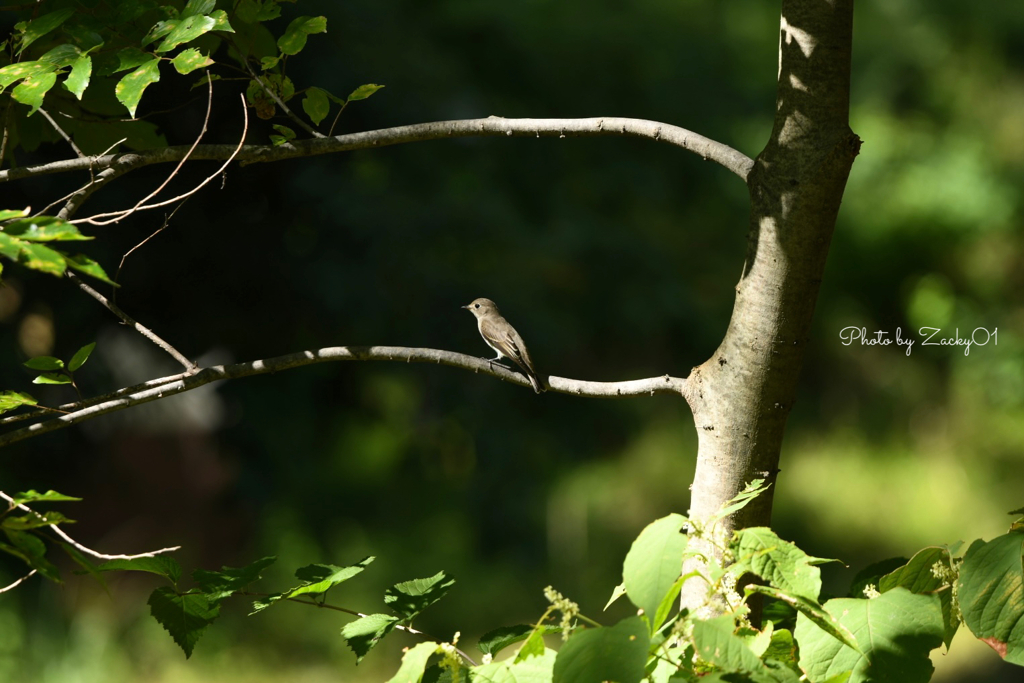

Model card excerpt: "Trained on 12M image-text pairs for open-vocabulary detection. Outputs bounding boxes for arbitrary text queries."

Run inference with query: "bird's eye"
[474,303,480,308]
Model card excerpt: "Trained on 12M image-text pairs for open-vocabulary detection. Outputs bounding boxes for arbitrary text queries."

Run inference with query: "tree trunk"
[682,0,860,607]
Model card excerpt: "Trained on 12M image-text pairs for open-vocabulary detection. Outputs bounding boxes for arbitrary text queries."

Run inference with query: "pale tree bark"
[681,0,859,607]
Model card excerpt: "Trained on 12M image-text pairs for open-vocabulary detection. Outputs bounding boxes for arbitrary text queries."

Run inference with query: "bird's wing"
[480,319,534,374]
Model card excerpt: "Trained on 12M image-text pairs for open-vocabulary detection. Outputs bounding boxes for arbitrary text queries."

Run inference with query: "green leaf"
[0,391,38,414]
[2,530,61,581]
[182,0,216,17]
[553,616,649,683]
[269,124,295,146]
[604,582,627,611]
[96,556,182,583]
[878,546,958,649]
[958,531,1024,664]
[347,83,384,102]
[64,54,92,99]
[171,48,213,74]
[478,624,560,657]
[62,542,108,590]
[730,527,823,601]
[847,557,909,598]
[747,585,861,653]
[3,215,91,242]
[302,86,329,125]
[11,489,80,505]
[514,627,548,663]
[0,209,29,221]
[622,513,688,627]
[115,58,161,117]
[384,571,455,620]
[23,356,64,371]
[473,648,557,683]
[141,20,177,48]
[156,14,216,53]
[0,61,56,91]
[14,240,66,275]
[2,510,73,530]
[208,10,234,33]
[32,372,71,385]
[259,55,280,70]
[39,44,82,68]
[651,574,686,634]
[114,47,154,73]
[286,556,374,599]
[691,614,767,674]
[277,15,327,56]
[18,9,76,54]
[706,478,770,529]
[385,641,438,683]
[192,556,276,603]
[341,613,400,663]
[64,253,117,285]
[68,342,97,372]
[762,628,800,672]
[149,587,220,658]
[12,71,58,115]
[794,589,944,683]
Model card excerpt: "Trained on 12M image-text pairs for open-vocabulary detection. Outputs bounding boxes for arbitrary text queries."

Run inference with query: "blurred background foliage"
[1,0,1022,681]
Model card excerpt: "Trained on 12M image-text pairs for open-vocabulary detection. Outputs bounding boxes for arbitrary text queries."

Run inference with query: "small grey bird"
[462,298,544,393]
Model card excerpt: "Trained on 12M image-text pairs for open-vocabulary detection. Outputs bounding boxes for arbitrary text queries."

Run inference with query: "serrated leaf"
[514,627,548,663]
[96,556,182,582]
[0,61,56,90]
[12,71,58,115]
[342,613,399,663]
[3,510,74,530]
[0,391,38,414]
[958,532,1024,664]
[23,356,64,371]
[32,372,71,385]
[192,556,276,603]
[730,527,822,601]
[287,556,374,599]
[794,589,943,683]
[622,513,688,627]
[148,587,219,658]
[68,342,96,372]
[18,8,76,54]
[347,83,384,102]
[691,614,767,674]
[11,489,80,505]
[384,571,455,620]
[479,624,560,657]
[474,648,557,683]
[64,54,92,99]
[64,253,116,285]
[3,215,90,242]
[385,641,438,683]
[878,546,958,649]
[552,616,649,683]
[156,14,215,53]
[171,48,213,74]
[277,15,327,56]
[116,58,161,117]
[302,86,329,125]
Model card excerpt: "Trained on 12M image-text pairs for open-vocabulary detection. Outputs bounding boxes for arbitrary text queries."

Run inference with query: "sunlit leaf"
[114,47,154,73]
[11,489,80,505]
[32,372,71,385]
[96,556,182,582]
[12,71,58,115]
[0,391,37,415]
[3,510,74,530]
[115,58,161,117]
[156,14,216,53]
[23,356,64,371]
[64,253,117,285]
[3,215,91,242]
[342,613,399,663]
[17,9,76,54]
[0,61,56,91]
[38,44,82,68]
[208,10,234,33]
[302,86,329,125]
[171,48,213,75]
[64,54,92,100]
[383,570,455,620]
[68,342,96,372]
[347,83,384,102]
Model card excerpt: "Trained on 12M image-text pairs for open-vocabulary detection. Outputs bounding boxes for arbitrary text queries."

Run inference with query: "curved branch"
[1,117,754,184]
[0,345,689,448]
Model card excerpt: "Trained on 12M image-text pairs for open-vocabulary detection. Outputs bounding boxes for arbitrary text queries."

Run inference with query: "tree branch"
[0,117,754,184]
[0,345,688,447]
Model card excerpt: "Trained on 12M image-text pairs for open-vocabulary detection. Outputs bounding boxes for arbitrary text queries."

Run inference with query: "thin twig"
[114,198,191,296]
[66,271,197,373]
[0,100,11,171]
[39,108,85,158]
[246,64,325,139]
[0,491,180,561]
[0,569,37,593]
[0,345,690,447]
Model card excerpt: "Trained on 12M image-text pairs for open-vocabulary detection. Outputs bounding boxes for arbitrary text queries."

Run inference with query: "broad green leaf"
[192,556,276,603]
[64,253,117,285]
[691,614,766,674]
[847,557,908,598]
[156,14,216,53]
[68,342,96,372]
[12,71,58,115]
[11,489,80,505]
[149,587,220,658]
[32,372,71,385]
[15,240,66,275]
[62,22,104,51]
[3,215,90,242]
[182,0,216,17]
[141,20,178,48]
[794,589,943,683]
[604,582,626,611]
[514,627,547,663]
[23,356,64,371]
[171,48,213,74]
[651,573,687,633]
[384,571,455,620]
[0,391,38,414]
[302,86,329,125]
[208,10,234,33]
[0,209,29,220]
[878,546,958,649]
[622,513,687,626]
[347,83,384,102]
[277,15,327,56]
[39,44,82,68]
[958,532,1024,664]
[18,9,76,54]
[260,55,280,70]
[747,585,860,652]
[2,530,61,581]
[385,641,438,683]
[237,0,282,23]
[286,556,374,598]
[341,613,399,663]
[472,648,557,683]
[478,624,560,657]
[3,510,74,530]
[116,58,161,117]
[762,628,800,672]
[0,61,56,90]
[64,54,92,99]
[114,47,154,73]
[552,616,649,683]
[730,527,822,600]
[269,124,295,146]
[96,556,182,582]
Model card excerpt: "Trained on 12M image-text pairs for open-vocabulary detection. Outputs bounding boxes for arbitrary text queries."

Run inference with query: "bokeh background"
[2,1,1023,681]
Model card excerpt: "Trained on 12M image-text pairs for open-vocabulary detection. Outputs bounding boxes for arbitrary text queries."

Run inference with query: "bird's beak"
[461,304,470,309]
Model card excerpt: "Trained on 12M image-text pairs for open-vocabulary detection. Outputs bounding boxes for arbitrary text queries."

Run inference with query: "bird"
[462,298,544,393]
